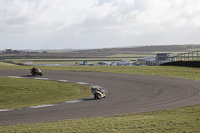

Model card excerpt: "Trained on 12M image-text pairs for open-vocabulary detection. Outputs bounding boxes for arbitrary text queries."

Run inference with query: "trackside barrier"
[160,61,200,68]
[174,51,200,61]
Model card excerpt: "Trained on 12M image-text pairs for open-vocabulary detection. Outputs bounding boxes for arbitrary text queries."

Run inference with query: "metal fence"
[174,51,200,61]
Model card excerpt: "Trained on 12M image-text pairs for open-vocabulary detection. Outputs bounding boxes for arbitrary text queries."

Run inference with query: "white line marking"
[77,82,88,85]
[34,78,49,80]
[0,109,13,112]
[8,76,24,78]
[30,104,54,109]
[64,99,85,104]
[58,80,68,82]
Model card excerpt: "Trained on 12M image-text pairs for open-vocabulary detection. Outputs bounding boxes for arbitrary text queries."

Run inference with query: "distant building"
[136,53,174,66]
[3,49,39,54]
[156,52,174,65]
[3,49,22,54]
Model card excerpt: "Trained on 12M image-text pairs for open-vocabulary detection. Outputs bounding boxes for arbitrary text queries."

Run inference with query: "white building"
[136,53,174,66]
[156,53,173,65]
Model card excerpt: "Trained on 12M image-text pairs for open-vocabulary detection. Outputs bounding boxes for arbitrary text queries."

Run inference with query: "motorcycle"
[91,87,106,99]
[30,68,43,76]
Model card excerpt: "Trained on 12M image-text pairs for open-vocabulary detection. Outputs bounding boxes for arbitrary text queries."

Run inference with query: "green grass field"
[1,104,200,132]
[0,77,90,109]
[0,63,200,132]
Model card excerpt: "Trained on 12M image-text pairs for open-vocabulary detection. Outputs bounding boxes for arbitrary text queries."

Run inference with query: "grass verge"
[0,104,200,132]
[0,77,90,109]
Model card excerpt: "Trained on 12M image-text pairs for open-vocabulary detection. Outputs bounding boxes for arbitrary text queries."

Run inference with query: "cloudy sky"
[0,0,200,50]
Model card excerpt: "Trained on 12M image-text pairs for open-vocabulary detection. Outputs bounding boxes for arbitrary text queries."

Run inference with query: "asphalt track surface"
[1,69,200,125]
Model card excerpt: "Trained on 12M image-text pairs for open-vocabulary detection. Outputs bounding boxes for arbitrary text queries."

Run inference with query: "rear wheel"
[95,93,101,99]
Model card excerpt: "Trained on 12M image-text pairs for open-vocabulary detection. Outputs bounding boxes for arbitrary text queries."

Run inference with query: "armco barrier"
[161,61,200,68]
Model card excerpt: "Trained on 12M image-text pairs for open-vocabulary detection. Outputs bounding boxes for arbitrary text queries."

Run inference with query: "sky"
[0,0,200,50]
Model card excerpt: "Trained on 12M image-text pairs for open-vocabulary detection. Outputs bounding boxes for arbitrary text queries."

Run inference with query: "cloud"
[0,0,200,49]
[0,0,99,33]
[1,0,200,34]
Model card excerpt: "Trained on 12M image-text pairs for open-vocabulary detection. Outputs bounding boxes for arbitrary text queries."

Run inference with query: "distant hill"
[1,44,200,58]
[74,44,200,54]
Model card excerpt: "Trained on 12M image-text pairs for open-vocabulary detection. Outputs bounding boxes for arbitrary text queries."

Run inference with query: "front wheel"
[40,73,43,76]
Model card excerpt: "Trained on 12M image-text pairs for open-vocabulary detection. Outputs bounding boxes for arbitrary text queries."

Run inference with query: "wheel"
[95,93,101,99]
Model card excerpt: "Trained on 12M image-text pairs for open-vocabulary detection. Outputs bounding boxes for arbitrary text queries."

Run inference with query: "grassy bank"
[0,104,200,132]
[0,77,90,109]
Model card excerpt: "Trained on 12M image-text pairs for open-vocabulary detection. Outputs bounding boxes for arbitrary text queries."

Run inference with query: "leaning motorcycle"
[92,87,106,99]
[30,69,43,76]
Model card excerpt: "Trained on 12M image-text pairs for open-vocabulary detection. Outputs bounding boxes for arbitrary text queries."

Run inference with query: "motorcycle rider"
[91,87,104,98]
[91,87,96,95]
[31,67,37,75]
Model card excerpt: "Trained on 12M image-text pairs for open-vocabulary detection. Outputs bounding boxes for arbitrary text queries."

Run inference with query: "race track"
[1,69,200,125]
